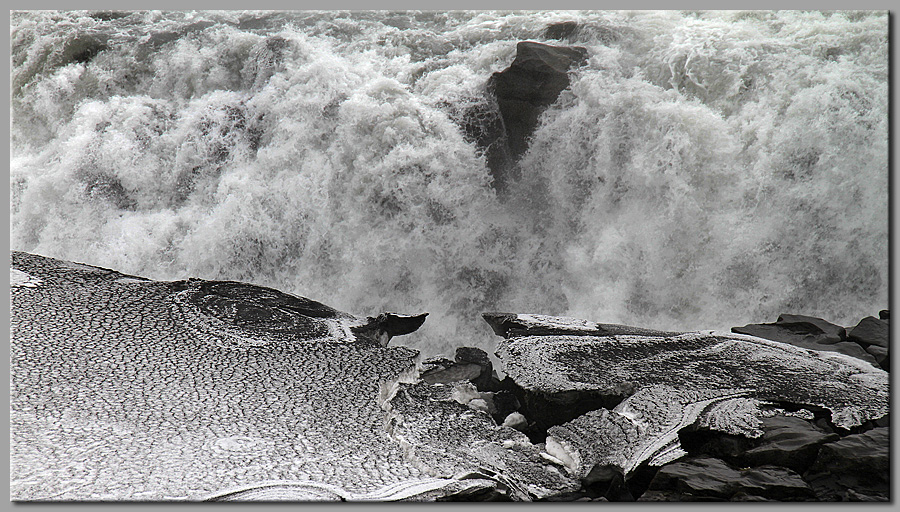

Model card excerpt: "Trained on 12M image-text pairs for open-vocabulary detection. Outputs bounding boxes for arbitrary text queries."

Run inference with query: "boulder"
[847,316,888,348]
[878,310,889,320]
[645,456,814,501]
[864,345,889,372]
[732,314,845,343]
[775,314,847,341]
[803,427,889,501]
[732,316,877,366]
[738,416,839,473]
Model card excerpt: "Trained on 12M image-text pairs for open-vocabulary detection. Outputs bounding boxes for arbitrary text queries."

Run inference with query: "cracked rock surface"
[9,253,890,502]
[10,251,448,501]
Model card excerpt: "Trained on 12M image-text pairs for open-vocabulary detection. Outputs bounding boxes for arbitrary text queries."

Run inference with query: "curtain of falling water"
[10,10,888,356]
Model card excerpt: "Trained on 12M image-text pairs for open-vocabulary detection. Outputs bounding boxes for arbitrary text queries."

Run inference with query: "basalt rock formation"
[484,312,889,502]
[9,252,890,502]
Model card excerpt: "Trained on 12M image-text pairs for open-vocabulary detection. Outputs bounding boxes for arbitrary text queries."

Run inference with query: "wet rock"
[847,316,888,348]
[678,429,755,461]
[83,173,137,211]
[843,489,889,502]
[636,489,685,501]
[738,416,839,473]
[64,35,109,65]
[483,312,681,338]
[544,21,579,41]
[645,456,814,501]
[731,316,877,366]
[485,42,588,192]
[803,427,888,501]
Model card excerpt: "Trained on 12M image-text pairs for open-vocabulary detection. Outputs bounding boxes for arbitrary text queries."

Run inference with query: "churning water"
[10,10,888,356]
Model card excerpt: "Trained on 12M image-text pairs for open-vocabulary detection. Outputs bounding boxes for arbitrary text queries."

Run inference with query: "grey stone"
[848,316,888,348]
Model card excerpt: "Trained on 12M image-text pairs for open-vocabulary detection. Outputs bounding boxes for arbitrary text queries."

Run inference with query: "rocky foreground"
[10,251,889,502]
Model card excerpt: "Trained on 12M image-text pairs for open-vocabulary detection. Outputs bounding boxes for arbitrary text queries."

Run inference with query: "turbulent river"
[10,10,888,356]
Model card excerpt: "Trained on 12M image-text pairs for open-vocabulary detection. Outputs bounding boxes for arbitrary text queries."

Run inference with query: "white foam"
[10,11,888,357]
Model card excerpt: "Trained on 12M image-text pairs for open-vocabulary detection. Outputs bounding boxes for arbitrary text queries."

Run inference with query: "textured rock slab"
[206,477,498,502]
[803,427,889,501]
[170,278,426,349]
[9,251,436,501]
[382,381,578,501]
[545,386,753,478]
[643,456,814,501]
[496,331,888,430]
[483,312,682,338]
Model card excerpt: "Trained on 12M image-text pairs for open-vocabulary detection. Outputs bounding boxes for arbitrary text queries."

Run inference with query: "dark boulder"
[644,456,814,501]
[803,427,889,501]
[738,416,839,473]
[878,309,889,320]
[483,41,588,193]
[847,316,888,348]
[775,314,847,341]
[679,414,837,475]
[732,314,878,366]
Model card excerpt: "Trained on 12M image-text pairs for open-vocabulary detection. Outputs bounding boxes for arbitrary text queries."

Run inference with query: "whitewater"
[9,10,888,356]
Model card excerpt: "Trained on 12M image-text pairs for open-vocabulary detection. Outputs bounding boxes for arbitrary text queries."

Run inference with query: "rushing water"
[10,10,889,356]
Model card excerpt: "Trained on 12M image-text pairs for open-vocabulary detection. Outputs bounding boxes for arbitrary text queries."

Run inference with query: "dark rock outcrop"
[480,41,587,193]
[680,414,838,475]
[641,456,814,501]
[731,314,878,366]
[738,416,839,473]
[803,427,889,501]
